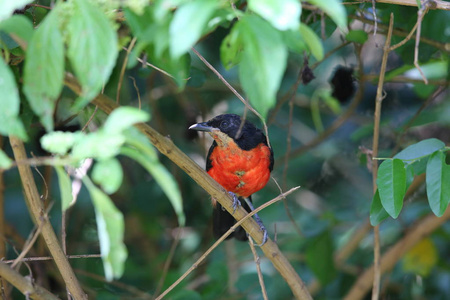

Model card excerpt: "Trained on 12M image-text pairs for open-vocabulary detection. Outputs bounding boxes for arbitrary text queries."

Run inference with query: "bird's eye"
[220,121,229,129]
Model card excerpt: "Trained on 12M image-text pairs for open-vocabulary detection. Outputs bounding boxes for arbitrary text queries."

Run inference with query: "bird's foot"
[228,191,241,213]
[242,198,268,246]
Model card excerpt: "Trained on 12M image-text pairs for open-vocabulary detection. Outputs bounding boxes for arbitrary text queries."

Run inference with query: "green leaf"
[426,151,450,217]
[40,131,83,155]
[121,143,185,227]
[0,58,28,140]
[169,0,217,58]
[305,231,336,285]
[346,29,368,44]
[23,8,64,131]
[307,0,347,30]
[54,166,73,211]
[83,177,127,281]
[299,24,324,61]
[248,0,301,31]
[370,189,389,226]
[92,158,123,194]
[0,0,33,22]
[103,107,150,134]
[67,0,118,110]
[72,131,125,161]
[0,15,34,45]
[237,15,287,118]
[394,138,445,161]
[377,159,407,218]
[0,149,13,170]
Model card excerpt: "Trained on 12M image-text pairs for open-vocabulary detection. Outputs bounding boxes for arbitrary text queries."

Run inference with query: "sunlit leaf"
[394,138,445,161]
[169,0,217,58]
[0,15,34,45]
[67,0,118,110]
[72,132,125,161]
[92,158,123,194]
[426,151,450,217]
[23,8,64,131]
[346,29,368,44]
[55,166,73,211]
[0,0,33,22]
[103,107,150,134]
[40,131,83,155]
[83,177,127,281]
[0,58,28,140]
[377,159,406,218]
[307,0,347,30]
[299,24,324,61]
[248,0,301,31]
[237,15,287,118]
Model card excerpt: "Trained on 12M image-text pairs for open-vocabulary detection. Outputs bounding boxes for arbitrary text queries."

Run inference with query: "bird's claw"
[228,191,241,214]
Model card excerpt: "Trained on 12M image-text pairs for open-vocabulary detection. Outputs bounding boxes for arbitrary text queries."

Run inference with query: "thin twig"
[371,12,395,300]
[117,37,137,104]
[129,76,142,110]
[3,254,101,264]
[155,187,301,300]
[11,220,44,269]
[81,106,98,132]
[154,228,182,296]
[272,177,303,237]
[248,236,268,300]
[413,2,429,84]
[371,0,378,35]
[191,47,271,148]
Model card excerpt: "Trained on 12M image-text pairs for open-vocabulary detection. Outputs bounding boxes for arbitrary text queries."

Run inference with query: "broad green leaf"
[83,177,127,280]
[308,0,347,30]
[54,166,73,211]
[305,231,336,285]
[0,149,13,170]
[40,131,83,155]
[346,29,368,44]
[121,143,185,227]
[299,24,324,61]
[281,29,307,53]
[370,189,389,226]
[0,58,28,140]
[67,0,118,110]
[248,0,301,31]
[92,158,123,194]
[237,15,287,118]
[377,159,406,218]
[0,15,34,45]
[394,138,445,161]
[404,60,448,80]
[72,131,125,161]
[103,107,150,134]
[169,0,217,58]
[426,151,450,217]
[0,0,33,22]
[23,8,64,131]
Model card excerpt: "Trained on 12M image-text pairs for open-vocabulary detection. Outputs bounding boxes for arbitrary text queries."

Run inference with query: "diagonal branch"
[64,74,312,300]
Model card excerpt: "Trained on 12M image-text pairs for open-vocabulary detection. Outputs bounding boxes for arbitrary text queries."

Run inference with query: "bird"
[189,114,274,245]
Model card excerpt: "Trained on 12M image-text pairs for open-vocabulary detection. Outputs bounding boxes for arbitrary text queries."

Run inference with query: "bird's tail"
[212,196,252,241]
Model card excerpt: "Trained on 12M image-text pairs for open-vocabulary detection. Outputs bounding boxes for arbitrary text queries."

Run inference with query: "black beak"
[189,122,214,132]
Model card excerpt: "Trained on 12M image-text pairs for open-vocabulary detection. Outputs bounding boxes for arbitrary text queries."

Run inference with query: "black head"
[189,114,267,151]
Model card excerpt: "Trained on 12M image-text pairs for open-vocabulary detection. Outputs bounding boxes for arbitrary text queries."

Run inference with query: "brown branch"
[370,12,395,300]
[374,0,450,10]
[9,136,87,300]
[64,74,312,300]
[344,205,450,299]
[0,261,59,300]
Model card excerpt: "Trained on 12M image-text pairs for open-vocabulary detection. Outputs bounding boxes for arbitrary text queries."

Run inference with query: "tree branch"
[9,136,87,300]
[64,74,312,300]
[0,261,59,300]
